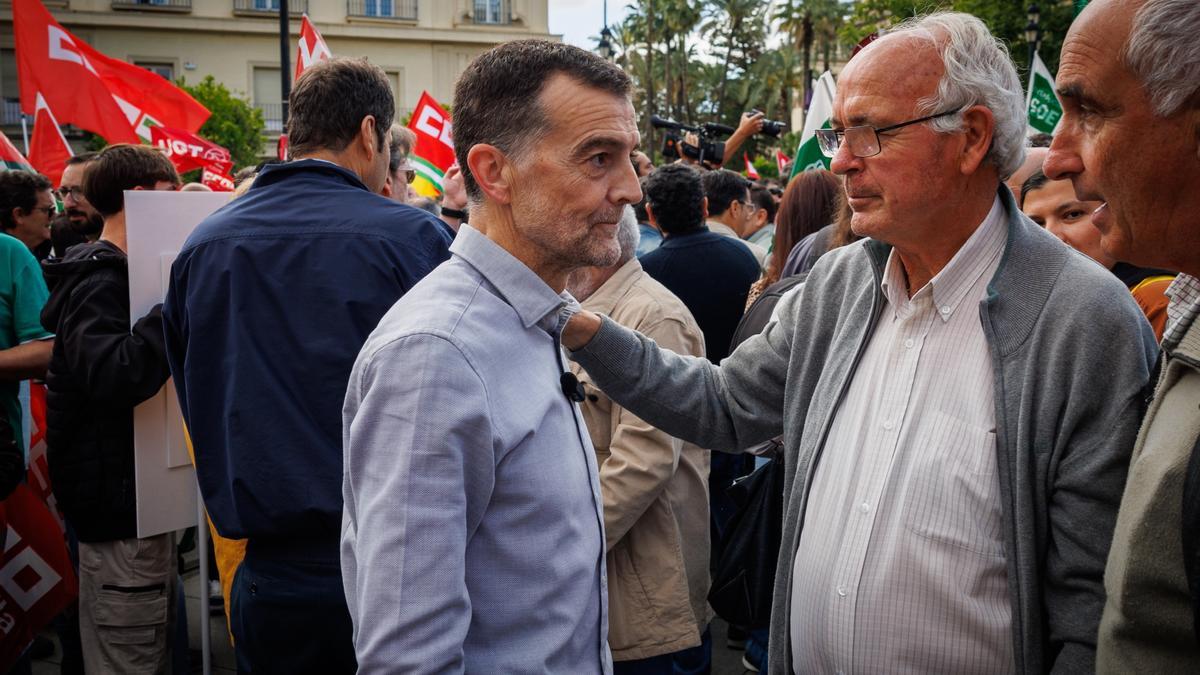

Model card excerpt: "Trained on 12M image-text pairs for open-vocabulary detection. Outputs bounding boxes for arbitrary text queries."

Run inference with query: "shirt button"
[904,338,914,349]
[882,419,894,430]
[940,305,951,315]
[859,502,870,513]
[836,586,847,597]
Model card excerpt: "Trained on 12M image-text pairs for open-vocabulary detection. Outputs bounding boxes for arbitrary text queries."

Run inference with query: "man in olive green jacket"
[569,208,711,669]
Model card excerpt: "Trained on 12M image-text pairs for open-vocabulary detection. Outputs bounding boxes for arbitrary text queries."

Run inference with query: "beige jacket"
[1098,316,1200,672]
[571,258,711,661]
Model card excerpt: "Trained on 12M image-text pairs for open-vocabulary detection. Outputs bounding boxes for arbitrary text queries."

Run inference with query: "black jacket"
[40,241,170,542]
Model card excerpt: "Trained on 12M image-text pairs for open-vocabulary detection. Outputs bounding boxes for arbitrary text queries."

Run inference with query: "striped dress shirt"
[790,196,1013,674]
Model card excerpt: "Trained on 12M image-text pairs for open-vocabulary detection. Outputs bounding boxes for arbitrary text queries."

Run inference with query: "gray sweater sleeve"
[571,288,799,453]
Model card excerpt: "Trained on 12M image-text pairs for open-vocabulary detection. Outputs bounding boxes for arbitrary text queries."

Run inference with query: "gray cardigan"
[572,188,1158,674]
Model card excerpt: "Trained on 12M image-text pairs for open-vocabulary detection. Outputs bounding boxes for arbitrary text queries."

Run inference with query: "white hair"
[1124,0,1200,117]
[616,204,640,263]
[882,12,1026,180]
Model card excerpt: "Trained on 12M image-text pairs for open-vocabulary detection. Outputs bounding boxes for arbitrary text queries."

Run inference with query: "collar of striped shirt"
[1163,273,1200,349]
[880,195,1006,322]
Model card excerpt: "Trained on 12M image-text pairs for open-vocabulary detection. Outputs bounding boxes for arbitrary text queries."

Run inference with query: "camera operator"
[674,111,767,171]
[718,110,764,169]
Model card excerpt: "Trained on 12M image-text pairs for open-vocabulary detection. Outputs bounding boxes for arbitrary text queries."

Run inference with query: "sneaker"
[741,654,760,672]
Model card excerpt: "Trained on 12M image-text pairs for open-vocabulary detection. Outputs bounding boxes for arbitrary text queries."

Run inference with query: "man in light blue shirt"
[341,40,643,673]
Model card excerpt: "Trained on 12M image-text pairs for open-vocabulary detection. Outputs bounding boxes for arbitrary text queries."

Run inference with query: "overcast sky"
[548,0,634,50]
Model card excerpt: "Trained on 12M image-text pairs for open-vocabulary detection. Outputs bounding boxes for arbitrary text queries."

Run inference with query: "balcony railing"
[257,103,283,133]
[347,0,417,20]
[473,0,510,25]
[2,99,24,127]
[233,0,307,16]
[111,0,192,12]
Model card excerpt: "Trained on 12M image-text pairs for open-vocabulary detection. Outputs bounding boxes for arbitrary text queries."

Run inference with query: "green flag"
[1026,52,1062,135]
[790,71,836,181]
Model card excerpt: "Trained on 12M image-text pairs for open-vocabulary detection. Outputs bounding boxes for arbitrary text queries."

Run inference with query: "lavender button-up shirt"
[341,224,610,674]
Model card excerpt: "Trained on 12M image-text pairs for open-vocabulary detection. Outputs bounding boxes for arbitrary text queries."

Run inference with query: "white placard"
[126,190,231,537]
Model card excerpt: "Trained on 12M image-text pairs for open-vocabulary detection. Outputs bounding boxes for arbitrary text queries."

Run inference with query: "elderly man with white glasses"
[561,12,1158,674]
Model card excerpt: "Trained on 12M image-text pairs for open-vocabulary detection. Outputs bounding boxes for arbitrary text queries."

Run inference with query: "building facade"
[0,0,555,153]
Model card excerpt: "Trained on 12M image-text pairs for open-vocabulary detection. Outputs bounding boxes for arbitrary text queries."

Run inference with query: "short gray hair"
[1124,0,1200,117]
[883,12,1026,179]
[616,205,640,263]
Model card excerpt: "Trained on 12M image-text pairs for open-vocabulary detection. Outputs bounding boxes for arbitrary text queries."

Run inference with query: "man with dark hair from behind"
[39,144,180,673]
[637,163,759,613]
[163,57,451,674]
[701,168,769,268]
[342,39,639,672]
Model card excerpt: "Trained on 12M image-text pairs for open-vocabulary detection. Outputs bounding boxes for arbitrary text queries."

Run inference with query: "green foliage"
[177,76,265,171]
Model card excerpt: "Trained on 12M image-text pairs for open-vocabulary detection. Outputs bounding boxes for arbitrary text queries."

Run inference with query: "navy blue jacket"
[639,227,760,363]
[163,160,451,553]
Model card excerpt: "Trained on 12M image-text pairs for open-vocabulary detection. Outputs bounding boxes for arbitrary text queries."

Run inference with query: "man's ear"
[645,202,657,226]
[958,105,995,176]
[467,144,514,205]
[701,195,709,221]
[360,115,378,161]
[10,207,23,225]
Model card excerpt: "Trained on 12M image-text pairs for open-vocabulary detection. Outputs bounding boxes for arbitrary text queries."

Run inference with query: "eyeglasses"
[405,169,416,185]
[816,109,963,159]
[59,186,84,200]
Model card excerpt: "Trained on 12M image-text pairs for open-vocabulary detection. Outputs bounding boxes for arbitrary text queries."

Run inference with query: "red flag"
[14,0,209,143]
[744,152,760,180]
[151,126,231,176]
[406,91,455,197]
[0,131,32,171]
[27,93,73,185]
[295,15,332,82]
[776,150,791,178]
[0,483,78,671]
[201,167,235,192]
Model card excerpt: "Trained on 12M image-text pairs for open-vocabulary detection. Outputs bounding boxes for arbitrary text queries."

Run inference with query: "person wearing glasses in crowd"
[561,12,1156,674]
[381,123,418,203]
[0,169,55,255]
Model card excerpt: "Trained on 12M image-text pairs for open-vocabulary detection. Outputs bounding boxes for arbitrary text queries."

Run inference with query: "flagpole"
[280,0,291,131]
[20,114,30,156]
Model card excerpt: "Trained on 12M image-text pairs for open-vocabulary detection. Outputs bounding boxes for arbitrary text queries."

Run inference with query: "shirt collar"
[880,194,1007,322]
[706,221,739,239]
[580,258,643,317]
[450,225,573,334]
[1163,273,1200,350]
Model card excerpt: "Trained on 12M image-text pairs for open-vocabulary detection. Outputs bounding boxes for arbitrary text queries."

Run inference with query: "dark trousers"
[615,627,713,675]
[230,545,356,675]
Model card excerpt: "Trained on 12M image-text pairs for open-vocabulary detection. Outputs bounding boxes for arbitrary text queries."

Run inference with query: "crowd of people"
[0,0,1197,673]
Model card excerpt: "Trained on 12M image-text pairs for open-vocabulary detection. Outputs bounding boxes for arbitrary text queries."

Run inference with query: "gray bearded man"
[341,41,641,673]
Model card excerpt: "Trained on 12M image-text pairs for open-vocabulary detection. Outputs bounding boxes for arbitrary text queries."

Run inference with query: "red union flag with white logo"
[295,15,332,82]
[13,0,209,143]
[0,382,76,671]
[201,167,235,192]
[151,126,232,176]
[406,91,455,198]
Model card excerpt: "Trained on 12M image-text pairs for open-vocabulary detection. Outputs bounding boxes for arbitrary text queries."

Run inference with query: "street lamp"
[1026,4,1042,67]
[598,26,615,61]
[597,0,615,62]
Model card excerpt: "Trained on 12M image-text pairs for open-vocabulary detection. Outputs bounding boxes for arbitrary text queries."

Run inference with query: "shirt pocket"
[902,409,1004,557]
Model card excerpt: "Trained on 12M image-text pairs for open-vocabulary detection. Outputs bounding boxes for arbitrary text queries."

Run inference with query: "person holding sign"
[39,144,180,674]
